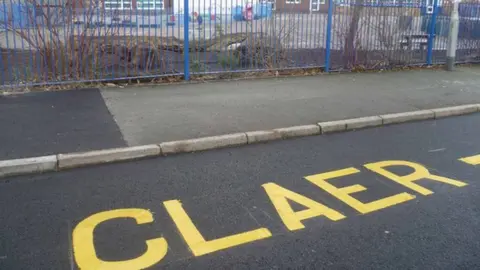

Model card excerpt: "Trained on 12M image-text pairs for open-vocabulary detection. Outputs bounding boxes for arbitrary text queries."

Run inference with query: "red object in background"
[243,3,253,21]
[211,14,216,20]
[170,15,175,22]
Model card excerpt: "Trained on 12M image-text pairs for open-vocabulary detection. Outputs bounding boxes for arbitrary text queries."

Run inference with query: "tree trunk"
[343,0,364,68]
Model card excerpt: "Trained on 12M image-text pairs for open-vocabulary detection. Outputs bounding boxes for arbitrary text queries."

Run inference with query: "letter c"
[73,208,167,270]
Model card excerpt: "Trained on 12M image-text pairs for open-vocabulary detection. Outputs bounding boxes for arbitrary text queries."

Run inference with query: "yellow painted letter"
[305,167,415,214]
[365,160,468,195]
[73,208,167,270]
[262,182,345,231]
[163,200,272,256]
[459,154,480,165]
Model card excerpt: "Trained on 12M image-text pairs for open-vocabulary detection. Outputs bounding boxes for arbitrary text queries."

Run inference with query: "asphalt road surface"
[1,114,480,270]
[0,89,126,160]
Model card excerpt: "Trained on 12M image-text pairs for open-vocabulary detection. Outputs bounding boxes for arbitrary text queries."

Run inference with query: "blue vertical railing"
[325,0,334,72]
[426,0,439,65]
[183,0,190,81]
[2,0,480,88]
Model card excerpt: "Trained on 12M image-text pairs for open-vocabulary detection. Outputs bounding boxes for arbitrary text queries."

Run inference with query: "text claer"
[72,159,469,269]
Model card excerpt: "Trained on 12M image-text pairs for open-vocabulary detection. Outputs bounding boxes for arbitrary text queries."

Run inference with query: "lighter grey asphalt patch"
[101,68,480,146]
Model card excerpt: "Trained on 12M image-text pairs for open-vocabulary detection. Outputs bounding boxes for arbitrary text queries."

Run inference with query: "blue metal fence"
[1,0,480,88]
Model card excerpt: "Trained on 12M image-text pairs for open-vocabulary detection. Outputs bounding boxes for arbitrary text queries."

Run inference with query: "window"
[335,0,350,6]
[382,0,418,6]
[286,0,301,4]
[104,0,132,10]
[138,3,154,8]
[136,0,165,9]
[105,3,121,9]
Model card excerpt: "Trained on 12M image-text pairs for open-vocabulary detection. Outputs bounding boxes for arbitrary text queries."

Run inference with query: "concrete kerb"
[246,130,283,144]
[160,133,248,155]
[58,145,161,169]
[344,116,383,131]
[0,155,57,178]
[431,104,480,119]
[317,116,383,134]
[273,125,321,139]
[318,120,347,134]
[1,104,480,179]
[380,110,435,125]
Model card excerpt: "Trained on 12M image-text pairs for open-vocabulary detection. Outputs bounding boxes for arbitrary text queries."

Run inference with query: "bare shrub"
[235,32,284,69]
[232,9,299,70]
[1,1,122,82]
[1,1,181,85]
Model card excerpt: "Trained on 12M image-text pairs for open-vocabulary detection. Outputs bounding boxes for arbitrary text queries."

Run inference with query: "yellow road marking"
[73,208,168,270]
[262,182,345,231]
[72,159,471,268]
[305,167,415,214]
[365,160,467,195]
[459,154,480,165]
[164,200,272,257]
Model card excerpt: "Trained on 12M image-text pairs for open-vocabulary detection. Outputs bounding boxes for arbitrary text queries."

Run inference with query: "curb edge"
[1,104,479,179]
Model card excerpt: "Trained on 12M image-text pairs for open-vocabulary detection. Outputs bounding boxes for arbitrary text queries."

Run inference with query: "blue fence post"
[325,0,334,72]
[426,0,438,65]
[183,0,190,80]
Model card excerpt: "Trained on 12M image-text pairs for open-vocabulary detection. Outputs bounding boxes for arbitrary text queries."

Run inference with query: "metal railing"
[1,0,479,87]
